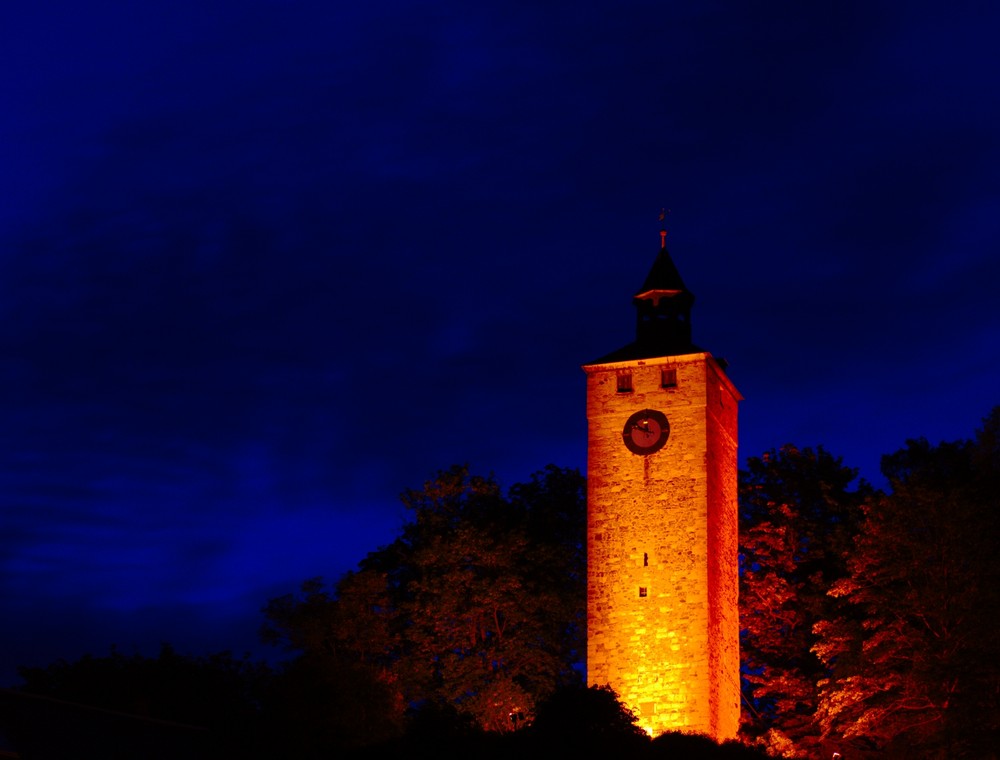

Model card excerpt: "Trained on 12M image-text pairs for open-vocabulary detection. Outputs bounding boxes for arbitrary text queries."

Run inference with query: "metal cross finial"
[659,208,670,248]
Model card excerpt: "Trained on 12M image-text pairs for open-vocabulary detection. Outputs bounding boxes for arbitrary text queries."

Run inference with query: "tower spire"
[587,219,700,364]
[633,211,695,355]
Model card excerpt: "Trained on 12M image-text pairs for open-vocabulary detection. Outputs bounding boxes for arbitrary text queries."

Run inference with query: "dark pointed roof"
[587,242,703,365]
[634,245,691,300]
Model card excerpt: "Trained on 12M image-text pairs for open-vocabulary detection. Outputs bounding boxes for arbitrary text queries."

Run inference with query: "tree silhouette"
[525,684,649,757]
[813,408,1000,757]
[738,445,868,753]
[262,464,586,735]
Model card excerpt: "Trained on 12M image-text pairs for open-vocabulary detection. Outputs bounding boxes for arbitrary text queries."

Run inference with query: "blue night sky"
[2,0,999,685]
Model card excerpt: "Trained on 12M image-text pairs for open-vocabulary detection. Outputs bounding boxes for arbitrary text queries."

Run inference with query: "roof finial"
[659,207,670,249]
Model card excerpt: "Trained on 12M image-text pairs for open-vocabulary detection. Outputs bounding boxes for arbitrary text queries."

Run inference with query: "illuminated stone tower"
[583,229,741,740]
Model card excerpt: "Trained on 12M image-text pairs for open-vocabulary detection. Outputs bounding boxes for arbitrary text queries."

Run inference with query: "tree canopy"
[12,408,999,757]
[738,444,869,754]
[812,408,1000,757]
[261,464,586,739]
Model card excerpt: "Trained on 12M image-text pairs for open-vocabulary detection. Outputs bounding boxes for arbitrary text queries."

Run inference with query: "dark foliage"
[813,407,1000,758]
[737,444,869,752]
[9,644,269,758]
[261,464,586,739]
[525,684,649,756]
[0,687,212,760]
[256,651,405,757]
[650,731,774,759]
[351,684,776,760]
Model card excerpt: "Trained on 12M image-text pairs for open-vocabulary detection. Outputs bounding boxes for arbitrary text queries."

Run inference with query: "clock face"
[622,409,670,456]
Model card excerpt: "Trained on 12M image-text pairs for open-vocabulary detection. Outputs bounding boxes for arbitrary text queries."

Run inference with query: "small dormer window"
[617,372,633,393]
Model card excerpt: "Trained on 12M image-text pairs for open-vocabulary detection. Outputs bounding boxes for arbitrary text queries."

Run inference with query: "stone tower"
[583,230,741,740]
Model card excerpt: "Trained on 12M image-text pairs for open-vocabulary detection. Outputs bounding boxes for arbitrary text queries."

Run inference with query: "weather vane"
[659,207,670,248]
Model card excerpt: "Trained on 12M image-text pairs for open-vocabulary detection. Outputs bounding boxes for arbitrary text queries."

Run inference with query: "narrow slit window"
[661,368,677,388]
[643,552,649,567]
[617,372,633,393]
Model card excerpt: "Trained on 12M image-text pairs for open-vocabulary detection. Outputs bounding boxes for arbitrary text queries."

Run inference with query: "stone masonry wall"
[585,352,740,740]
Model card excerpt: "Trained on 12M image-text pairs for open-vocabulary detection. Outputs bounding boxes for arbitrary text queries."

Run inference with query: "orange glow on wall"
[584,354,741,741]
